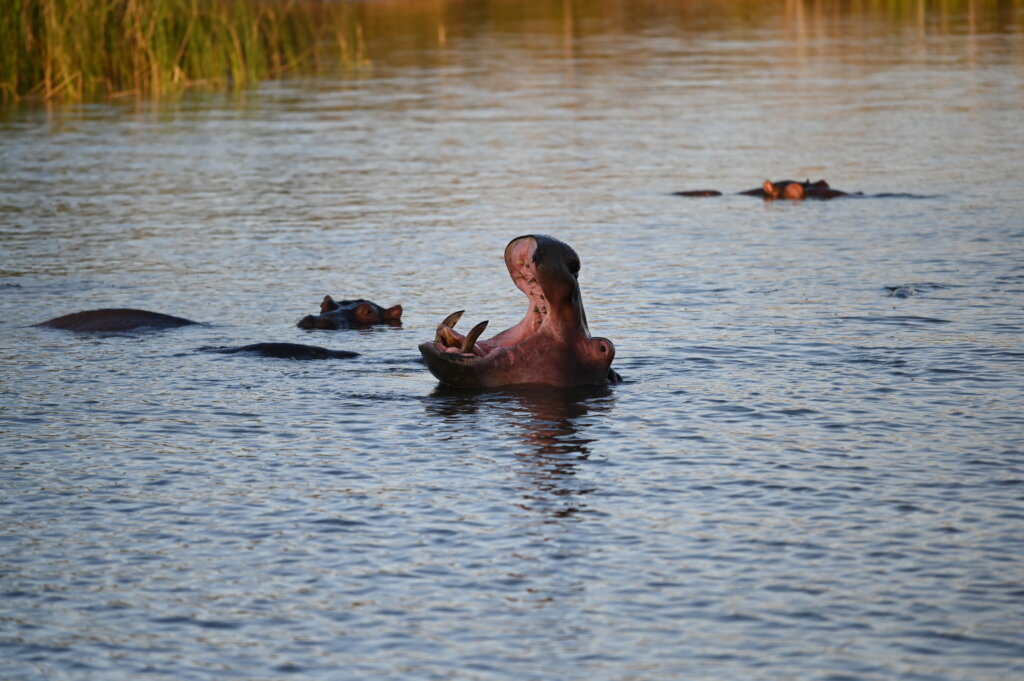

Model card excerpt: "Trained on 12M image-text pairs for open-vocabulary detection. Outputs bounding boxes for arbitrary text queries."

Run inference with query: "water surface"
[2,2,1023,680]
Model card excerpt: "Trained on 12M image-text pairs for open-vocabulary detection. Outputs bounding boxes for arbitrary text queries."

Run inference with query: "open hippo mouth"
[418,234,619,389]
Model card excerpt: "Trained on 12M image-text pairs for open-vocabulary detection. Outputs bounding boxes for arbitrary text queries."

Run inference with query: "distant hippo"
[202,342,359,360]
[35,308,200,332]
[297,296,402,330]
[675,178,854,200]
[747,179,850,200]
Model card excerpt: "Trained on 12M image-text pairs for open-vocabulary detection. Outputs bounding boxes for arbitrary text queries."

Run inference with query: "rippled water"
[2,3,1024,680]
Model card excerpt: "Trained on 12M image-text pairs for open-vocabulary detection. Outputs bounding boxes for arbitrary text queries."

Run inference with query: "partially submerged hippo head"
[761,179,846,200]
[419,235,618,389]
[677,178,852,200]
[297,296,402,330]
[763,179,808,200]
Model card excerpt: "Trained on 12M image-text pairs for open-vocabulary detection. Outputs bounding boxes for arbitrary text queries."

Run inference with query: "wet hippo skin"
[675,178,853,200]
[35,308,200,332]
[297,296,403,330]
[419,234,620,388]
[202,343,359,360]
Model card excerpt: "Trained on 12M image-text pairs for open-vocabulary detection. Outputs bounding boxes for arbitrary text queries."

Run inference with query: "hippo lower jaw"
[420,318,614,389]
[418,235,617,389]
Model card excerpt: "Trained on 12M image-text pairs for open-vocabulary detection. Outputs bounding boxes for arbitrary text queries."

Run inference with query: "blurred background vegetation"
[2,0,1020,102]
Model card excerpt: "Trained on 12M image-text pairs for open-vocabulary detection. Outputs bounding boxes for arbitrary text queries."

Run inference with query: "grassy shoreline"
[0,0,369,102]
[2,0,1017,103]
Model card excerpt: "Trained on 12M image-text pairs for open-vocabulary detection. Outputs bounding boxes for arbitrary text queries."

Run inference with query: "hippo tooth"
[460,320,489,354]
[436,326,460,348]
[441,310,464,329]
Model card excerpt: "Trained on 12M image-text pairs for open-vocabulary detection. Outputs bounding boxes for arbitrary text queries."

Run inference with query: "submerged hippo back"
[203,343,359,360]
[35,308,199,332]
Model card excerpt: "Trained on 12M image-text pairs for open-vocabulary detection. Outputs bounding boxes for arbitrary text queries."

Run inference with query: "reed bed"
[2,0,1018,102]
[0,0,369,101]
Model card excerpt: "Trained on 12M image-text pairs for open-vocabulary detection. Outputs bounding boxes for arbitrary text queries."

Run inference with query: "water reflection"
[425,384,616,518]
[426,384,613,456]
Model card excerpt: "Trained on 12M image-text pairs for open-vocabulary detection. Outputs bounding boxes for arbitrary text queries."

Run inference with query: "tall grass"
[2,0,1019,102]
[0,0,369,101]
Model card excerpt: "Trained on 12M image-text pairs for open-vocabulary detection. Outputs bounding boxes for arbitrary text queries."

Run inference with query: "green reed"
[2,0,1018,102]
[0,0,369,101]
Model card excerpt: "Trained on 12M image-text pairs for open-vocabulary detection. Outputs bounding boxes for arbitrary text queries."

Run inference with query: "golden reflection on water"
[8,0,1018,119]
[349,0,1022,42]
[338,0,1023,92]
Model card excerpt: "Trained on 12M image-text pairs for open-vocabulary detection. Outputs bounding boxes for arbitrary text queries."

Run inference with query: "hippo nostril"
[599,343,607,354]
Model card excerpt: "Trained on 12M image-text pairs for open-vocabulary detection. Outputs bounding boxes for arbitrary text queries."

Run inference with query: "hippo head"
[419,235,618,388]
[297,296,403,330]
[763,179,806,200]
[762,178,843,201]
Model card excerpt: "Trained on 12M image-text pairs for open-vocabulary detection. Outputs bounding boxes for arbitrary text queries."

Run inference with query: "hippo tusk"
[440,310,464,329]
[436,311,465,346]
[436,325,461,347]
[460,320,489,354]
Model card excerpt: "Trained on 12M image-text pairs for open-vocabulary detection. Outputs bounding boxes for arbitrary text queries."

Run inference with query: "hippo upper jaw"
[419,235,616,389]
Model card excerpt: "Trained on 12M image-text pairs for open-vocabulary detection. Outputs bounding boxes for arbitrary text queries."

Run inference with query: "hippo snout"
[297,314,337,330]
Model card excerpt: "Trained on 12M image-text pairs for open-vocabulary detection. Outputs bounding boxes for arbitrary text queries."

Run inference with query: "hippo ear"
[320,295,338,313]
[762,180,777,198]
[383,305,402,321]
[354,302,377,323]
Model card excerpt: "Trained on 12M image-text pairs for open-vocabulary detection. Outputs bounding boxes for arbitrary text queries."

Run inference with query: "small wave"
[775,408,818,416]
[867,192,943,199]
[884,282,959,297]
[311,517,367,528]
[150,616,242,630]
[838,315,952,325]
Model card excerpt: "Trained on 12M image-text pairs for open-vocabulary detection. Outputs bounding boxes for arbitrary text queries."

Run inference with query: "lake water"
[2,2,1023,679]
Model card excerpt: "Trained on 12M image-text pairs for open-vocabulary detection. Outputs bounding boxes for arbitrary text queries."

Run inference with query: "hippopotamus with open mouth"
[297,296,403,330]
[419,235,620,389]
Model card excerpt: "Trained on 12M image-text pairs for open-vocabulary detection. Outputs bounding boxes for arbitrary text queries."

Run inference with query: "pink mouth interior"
[436,238,549,357]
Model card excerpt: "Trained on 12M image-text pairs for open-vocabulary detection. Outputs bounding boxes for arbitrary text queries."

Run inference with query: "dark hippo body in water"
[743,179,851,200]
[419,234,619,389]
[297,296,403,330]
[673,178,937,200]
[35,308,200,332]
[676,178,855,200]
[35,309,357,360]
[202,343,359,360]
